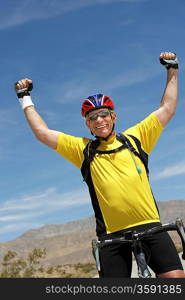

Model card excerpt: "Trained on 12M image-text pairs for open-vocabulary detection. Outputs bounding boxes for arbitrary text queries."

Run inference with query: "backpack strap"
[81,133,149,182]
[81,139,100,182]
[81,133,159,222]
[95,144,127,154]
[128,134,149,175]
[117,133,149,176]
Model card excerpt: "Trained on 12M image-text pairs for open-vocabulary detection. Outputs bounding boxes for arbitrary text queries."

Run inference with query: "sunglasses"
[86,110,112,121]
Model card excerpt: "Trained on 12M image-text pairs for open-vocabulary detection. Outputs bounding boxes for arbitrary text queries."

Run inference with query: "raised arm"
[154,52,178,127]
[15,79,60,149]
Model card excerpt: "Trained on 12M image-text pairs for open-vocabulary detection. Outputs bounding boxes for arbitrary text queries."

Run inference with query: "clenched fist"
[15,78,34,110]
[15,78,33,98]
[160,52,178,69]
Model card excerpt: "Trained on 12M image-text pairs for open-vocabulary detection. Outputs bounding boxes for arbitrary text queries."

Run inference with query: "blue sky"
[0,0,185,242]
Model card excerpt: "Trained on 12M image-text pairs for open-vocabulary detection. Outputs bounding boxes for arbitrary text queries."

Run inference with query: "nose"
[95,116,105,124]
[96,115,103,121]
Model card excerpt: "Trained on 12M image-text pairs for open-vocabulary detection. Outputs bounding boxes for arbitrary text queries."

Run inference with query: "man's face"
[85,108,117,138]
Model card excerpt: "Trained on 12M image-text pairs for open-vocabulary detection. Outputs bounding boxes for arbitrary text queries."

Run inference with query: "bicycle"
[92,218,185,278]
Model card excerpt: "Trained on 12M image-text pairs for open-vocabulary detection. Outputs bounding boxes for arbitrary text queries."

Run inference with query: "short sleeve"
[124,113,164,154]
[55,132,90,168]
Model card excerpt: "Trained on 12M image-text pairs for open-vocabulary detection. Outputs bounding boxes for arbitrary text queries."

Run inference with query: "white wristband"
[18,95,34,110]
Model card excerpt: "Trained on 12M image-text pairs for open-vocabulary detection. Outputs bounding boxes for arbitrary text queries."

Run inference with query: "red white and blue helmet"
[81,94,115,117]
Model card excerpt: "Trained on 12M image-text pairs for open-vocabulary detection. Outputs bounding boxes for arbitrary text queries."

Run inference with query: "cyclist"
[15,52,185,278]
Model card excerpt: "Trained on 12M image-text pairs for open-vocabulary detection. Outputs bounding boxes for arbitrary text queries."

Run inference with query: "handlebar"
[136,219,185,260]
[136,223,177,237]
[93,218,185,278]
[98,218,185,260]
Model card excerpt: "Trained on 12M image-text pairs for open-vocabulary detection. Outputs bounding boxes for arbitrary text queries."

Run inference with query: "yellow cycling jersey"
[55,112,164,235]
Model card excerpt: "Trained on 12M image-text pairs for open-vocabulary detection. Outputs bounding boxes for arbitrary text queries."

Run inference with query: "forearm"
[24,105,49,138]
[154,52,179,127]
[15,78,60,149]
[160,68,178,115]
[23,104,60,149]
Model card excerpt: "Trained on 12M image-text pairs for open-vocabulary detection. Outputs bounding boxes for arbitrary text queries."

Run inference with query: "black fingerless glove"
[160,56,179,69]
[15,82,33,98]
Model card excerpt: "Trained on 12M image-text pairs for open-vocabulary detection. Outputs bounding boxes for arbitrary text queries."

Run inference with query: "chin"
[95,131,111,138]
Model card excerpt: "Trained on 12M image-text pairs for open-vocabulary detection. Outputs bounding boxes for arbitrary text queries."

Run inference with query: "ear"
[85,118,91,130]
[112,111,117,122]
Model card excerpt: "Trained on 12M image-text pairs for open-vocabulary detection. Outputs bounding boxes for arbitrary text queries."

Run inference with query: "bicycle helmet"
[81,94,115,117]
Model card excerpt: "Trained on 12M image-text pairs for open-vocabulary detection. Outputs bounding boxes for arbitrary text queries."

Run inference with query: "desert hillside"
[0,200,184,267]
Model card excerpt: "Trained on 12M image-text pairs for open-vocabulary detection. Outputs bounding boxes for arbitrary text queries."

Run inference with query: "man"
[15,52,185,278]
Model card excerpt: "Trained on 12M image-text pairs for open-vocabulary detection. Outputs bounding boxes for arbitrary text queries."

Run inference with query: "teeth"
[97,125,106,129]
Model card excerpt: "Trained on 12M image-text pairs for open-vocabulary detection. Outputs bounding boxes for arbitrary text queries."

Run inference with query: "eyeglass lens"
[88,110,110,121]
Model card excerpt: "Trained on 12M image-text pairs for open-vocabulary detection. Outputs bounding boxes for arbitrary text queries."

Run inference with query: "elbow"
[171,109,176,117]
[164,104,177,119]
[169,107,176,118]
[34,128,48,144]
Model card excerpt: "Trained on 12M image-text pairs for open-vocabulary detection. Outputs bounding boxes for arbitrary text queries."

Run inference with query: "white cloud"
[0,222,44,235]
[0,0,146,30]
[0,212,42,222]
[0,188,56,212]
[0,187,90,220]
[0,187,90,241]
[153,161,185,180]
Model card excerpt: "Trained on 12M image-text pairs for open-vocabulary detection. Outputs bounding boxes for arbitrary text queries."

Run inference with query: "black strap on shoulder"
[95,144,127,154]
[81,133,159,228]
[128,134,149,174]
[117,133,149,176]
[81,139,100,182]
[81,133,149,182]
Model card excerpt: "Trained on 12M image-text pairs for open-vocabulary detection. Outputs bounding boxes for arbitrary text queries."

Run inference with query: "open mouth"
[96,125,107,129]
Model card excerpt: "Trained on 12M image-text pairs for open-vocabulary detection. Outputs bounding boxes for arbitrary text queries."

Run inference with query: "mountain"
[0,200,185,266]
[20,216,96,240]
